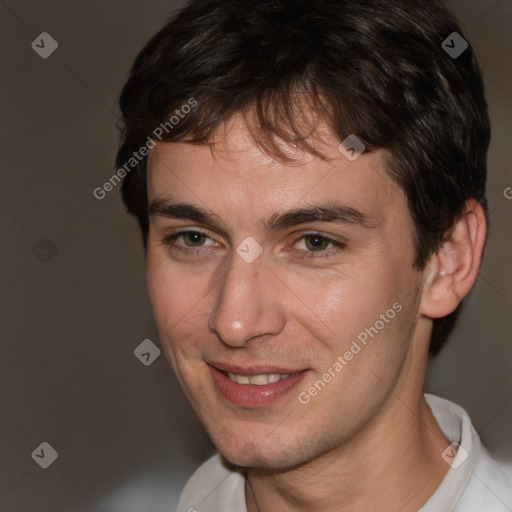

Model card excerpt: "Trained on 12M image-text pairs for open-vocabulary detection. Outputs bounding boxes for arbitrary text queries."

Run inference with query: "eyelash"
[160,229,345,260]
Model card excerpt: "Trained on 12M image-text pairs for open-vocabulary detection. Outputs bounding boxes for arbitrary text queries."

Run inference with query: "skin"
[145,115,487,512]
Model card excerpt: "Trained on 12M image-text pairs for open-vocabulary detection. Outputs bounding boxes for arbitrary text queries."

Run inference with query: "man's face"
[146,117,426,470]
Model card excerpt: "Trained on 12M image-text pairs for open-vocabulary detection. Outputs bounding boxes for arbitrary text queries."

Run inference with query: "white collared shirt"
[176,394,512,512]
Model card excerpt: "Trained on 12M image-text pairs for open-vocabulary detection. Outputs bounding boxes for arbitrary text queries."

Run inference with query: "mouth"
[207,362,310,407]
[225,371,302,385]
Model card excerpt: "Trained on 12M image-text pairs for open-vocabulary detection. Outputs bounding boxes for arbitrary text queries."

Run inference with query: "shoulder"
[176,453,247,512]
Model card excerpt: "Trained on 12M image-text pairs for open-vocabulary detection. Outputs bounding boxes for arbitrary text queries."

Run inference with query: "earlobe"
[420,199,487,319]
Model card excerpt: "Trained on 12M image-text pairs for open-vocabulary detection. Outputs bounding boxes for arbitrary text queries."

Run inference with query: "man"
[115,0,512,510]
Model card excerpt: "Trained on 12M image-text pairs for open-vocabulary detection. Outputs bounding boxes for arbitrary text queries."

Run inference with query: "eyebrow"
[148,198,376,232]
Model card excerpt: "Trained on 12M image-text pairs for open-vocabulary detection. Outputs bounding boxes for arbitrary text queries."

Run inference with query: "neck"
[245,335,450,512]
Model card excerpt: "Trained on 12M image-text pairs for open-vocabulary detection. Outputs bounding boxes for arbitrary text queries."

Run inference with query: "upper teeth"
[228,373,291,385]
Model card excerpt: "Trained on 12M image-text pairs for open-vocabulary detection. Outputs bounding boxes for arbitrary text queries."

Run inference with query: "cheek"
[147,260,176,328]
[279,264,398,348]
[146,260,217,401]
[146,255,208,352]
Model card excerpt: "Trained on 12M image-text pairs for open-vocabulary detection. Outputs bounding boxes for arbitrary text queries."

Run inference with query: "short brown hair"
[116,0,490,355]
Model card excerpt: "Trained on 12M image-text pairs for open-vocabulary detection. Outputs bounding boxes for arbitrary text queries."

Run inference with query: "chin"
[213,431,311,472]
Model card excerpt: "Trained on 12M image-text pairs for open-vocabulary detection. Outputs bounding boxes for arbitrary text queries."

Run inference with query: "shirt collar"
[419,393,481,511]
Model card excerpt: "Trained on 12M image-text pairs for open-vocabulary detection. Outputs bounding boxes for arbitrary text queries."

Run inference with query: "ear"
[420,199,487,319]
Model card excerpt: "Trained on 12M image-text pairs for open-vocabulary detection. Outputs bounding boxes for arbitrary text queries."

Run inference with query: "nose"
[207,250,286,347]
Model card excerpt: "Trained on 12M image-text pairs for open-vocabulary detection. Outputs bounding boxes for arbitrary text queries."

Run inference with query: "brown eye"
[292,232,345,261]
[304,234,331,252]
[182,232,207,246]
[161,229,217,255]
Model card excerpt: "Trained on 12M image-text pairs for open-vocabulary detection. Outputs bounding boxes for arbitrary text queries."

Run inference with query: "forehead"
[146,116,405,227]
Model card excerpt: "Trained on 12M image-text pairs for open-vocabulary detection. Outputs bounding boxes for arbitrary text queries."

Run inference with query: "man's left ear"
[420,199,487,319]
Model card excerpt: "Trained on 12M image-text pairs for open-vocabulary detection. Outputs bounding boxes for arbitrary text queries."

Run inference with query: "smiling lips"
[208,362,310,406]
[227,372,298,385]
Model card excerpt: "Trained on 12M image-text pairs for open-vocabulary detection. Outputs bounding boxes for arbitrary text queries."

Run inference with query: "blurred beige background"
[0,0,510,511]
